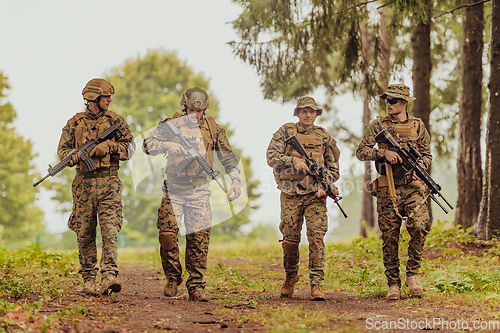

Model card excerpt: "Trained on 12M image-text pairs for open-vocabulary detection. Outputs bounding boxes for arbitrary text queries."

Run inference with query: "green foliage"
[425,220,477,248]
[0,245,78,302]
[0,274,33,298]
[230,1,382,99]
[0,72,45,247]
[435,270,500,294]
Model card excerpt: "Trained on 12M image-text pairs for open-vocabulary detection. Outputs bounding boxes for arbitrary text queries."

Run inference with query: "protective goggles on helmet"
[386,98,403,105]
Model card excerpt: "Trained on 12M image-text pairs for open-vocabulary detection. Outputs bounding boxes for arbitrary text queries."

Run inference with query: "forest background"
[1,0,498,249]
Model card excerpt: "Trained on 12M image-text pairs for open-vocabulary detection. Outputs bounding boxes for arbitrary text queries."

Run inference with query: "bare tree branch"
[338,0,380,14]
[376,1,395,11]
[433,0,491,19]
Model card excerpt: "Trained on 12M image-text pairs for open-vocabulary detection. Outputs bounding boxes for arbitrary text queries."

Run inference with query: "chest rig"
[166,112,217,179]
[276,123,325,182]
[74,110,119,172]
[377,115,420,186]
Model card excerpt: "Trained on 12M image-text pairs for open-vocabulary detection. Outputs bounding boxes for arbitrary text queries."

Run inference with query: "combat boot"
[189,288,208,302]
[163,276,183,297]
[405,275,423,295]
[81,279,98,296]
[280,274,299,298]
[311,285,325,301]
[387,284,400,300]
[100,275,122,295]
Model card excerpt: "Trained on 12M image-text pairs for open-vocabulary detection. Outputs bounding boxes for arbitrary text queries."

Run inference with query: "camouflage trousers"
[157,180,212,293]
[68,174,123,281]
[376,180,430,287]
[280,191,328,286]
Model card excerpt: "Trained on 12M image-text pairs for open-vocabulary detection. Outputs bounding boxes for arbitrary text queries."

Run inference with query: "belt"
[76,170,119,179]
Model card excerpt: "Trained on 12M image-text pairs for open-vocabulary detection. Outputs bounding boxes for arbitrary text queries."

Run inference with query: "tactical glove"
[90,141,118,158]
[67,149,80,167]
[163,142,186,156]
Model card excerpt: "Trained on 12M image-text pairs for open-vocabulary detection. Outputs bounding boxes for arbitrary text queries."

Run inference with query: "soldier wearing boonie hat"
[380,84,417,101]
[267,95,341,301]
[293,96,323,116]
[356,83,433,301]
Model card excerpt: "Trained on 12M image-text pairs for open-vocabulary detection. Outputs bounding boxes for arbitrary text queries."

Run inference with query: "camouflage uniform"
[356,111,432,287]
[267,119,340,287]
[58,109,134,282]
[143,113,240,294]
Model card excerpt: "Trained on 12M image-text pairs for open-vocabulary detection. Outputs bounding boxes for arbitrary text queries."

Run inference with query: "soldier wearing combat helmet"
[57,78,135,295]
[267,96,341,301]
[143,87,241,302]
[356,83,432,300]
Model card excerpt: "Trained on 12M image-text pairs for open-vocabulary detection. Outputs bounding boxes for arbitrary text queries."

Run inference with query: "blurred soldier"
[143,87,241,302]
[266,96,340,301]
[356,84,432,300]
[57,78,135,296]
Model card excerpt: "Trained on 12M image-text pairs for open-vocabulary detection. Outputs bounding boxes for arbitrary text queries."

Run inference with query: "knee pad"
[281,239,299,256]
[159,229,177,251]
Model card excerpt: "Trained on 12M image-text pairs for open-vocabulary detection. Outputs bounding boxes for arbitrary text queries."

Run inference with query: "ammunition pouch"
[375,160,412,186]
[159,229,177,251]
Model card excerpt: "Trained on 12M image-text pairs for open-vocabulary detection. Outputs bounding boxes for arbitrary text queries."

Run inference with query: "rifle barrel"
[33,174,50,187]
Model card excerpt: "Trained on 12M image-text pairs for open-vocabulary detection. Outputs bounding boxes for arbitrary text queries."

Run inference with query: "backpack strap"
[204,116,217,142]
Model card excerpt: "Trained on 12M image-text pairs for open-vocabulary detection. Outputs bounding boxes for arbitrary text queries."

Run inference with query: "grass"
[1,222,500,331]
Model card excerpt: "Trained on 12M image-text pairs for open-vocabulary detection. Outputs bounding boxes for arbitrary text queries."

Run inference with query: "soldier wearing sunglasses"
[355,84,432,301]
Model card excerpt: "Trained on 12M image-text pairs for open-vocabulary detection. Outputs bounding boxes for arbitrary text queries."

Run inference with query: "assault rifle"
[33,124,123,187]
[162,119,227,193]
[375,128,454,214]
[284,135,348,218]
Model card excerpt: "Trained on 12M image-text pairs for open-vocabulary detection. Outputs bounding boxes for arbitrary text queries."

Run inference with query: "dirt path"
[3,255,499,332]
[3,260,489,333]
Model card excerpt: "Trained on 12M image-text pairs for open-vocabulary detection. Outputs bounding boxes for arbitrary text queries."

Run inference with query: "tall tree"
[409,0,434,226]
[454,0,484,230]
[0,72,45,247]
[48,50,260,242]
[476,0,500,239]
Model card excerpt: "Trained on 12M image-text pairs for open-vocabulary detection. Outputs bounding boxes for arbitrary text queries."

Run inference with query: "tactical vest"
[74,110,119,172]
[276,123,325,182]
[165,112,217,179]
[377,115,420,185]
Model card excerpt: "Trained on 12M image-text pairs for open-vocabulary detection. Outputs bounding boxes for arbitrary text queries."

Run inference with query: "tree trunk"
[411,1,433,229]
[454,0,484,230]
[476,0,500,239]
[360,23,375,237]
[361,93,375,237]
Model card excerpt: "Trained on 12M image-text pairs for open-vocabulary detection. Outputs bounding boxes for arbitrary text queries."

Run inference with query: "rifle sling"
[385,164,404,220]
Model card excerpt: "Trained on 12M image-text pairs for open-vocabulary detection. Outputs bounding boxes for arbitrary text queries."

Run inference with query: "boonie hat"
[380,84,416,101]
[293,96,323,116]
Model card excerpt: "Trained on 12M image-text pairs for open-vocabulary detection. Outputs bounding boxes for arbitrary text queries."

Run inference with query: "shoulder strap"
[74,112,86,122]
[284,123,297,138]
[172,112,183,119]
[204,116,217,141]
[103,110,117,119]
[313,126,326,146]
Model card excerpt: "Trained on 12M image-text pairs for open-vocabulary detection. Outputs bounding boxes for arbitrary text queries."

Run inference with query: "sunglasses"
[386,98,403,105]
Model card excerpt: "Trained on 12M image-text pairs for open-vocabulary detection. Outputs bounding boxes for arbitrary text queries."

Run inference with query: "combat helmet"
[180,87,209,110]
[82,78,115,101]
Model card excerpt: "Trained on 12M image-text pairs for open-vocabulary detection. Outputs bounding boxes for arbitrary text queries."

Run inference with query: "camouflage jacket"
[267,123,340,195]
[356,113,432,170]
[142,116,240,182]
[57,109,135,170]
